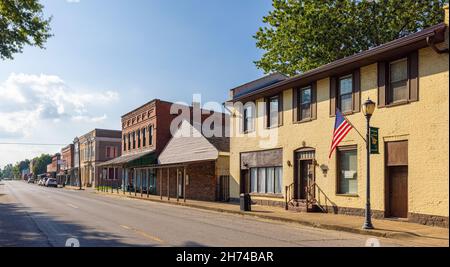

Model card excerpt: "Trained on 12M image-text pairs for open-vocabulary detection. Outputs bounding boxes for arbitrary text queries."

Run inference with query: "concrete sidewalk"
[92,189,449,247]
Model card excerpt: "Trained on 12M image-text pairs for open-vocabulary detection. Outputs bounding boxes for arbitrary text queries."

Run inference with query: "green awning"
[98,150,157,168]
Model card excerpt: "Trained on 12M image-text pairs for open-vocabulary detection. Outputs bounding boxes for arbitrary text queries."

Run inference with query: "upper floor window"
[106,146,117,159]
[339,75,353,113]
[149,125,154,146]
[267,95,282,128]
[378,51,418,107]
[127,133,131,150]
[137,130,141,148]
[142,128,146,147]
[389,58,408,103]
[243,104,255,133]
[132,132,136,149]
[123,135,126,151]
[330,69,361,116]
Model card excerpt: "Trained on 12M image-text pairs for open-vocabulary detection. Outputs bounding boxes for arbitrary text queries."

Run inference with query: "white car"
[45,178,58,187]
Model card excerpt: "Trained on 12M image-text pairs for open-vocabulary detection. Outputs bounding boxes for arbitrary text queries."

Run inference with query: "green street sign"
[370,127,379,154]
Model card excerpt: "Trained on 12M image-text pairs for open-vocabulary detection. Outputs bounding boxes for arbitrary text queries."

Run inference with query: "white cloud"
[0,73,119,138]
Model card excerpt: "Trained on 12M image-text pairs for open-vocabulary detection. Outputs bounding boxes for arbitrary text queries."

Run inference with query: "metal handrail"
[284,183,295,210]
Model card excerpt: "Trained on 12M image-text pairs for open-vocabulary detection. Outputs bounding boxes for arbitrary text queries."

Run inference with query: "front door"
[298,160,313,199]
[388,166,408,218]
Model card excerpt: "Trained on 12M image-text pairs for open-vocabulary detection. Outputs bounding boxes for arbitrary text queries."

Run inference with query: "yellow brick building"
[227,7,449,227]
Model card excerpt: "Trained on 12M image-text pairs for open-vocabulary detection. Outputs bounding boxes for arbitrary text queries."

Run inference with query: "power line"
[0,142,68,146]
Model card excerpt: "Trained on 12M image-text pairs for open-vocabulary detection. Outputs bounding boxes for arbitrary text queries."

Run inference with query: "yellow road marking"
[120,225,164,243]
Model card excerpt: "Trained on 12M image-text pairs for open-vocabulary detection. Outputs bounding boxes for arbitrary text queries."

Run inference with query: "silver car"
[45,178,58,187]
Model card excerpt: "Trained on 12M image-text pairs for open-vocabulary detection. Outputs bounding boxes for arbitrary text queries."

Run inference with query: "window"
[137,130,141,148]
[299,86,312,120]
[250,167,283,194]
[267,95,281,128]
[105,146,117,159]
[149,125,154,146]
[123,135,126,151]
[257,168,266,193]
[378,51,418,107]
[127,133,131,150]
[339,75,353,113]
[389,58,408,103]
[142,128,146,147]
[337,148,358,195]
[243,104,255,133]
[132,132,136,149]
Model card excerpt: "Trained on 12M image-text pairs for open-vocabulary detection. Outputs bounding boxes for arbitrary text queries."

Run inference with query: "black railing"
[284,183,295,210]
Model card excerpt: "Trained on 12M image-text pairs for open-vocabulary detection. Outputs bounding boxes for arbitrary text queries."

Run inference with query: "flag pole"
[342,113,367,144]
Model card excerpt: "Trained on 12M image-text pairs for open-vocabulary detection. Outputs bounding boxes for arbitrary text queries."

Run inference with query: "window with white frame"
[250,167,283,194]
[243,103,255,133]
[337,147,358,195]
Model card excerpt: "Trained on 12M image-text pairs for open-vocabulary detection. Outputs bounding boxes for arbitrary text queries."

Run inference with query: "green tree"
[12,163,20,179]
[32,154,52,176]
[254,0,447,76]
[0,0,52,60]
[1,164,14,178]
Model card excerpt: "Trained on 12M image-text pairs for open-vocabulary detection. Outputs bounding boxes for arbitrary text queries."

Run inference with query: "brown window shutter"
[353,68,361,112]
[377,62,387,108]
[265,98,270,128]
[409,51,419,102]
[292,88,298,122]
[311,81,317,120]
[330,77,337,116]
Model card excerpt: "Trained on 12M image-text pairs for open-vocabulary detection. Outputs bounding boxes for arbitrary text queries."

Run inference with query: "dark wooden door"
[388,166,408,218]
[298,160,312,199]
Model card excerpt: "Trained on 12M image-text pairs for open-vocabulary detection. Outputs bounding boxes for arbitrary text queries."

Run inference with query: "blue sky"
[0,0,272,167]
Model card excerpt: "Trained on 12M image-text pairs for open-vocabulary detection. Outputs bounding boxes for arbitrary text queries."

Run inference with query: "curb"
[94,191,416,240]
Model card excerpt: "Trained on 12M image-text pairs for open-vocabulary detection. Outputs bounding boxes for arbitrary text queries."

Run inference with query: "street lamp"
[362,98,375,230]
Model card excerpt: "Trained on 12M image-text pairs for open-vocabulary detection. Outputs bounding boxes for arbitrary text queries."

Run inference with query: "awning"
[98,150,157,168]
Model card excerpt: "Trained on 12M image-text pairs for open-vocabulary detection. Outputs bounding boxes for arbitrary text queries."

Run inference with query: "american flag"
[329,109,353,158]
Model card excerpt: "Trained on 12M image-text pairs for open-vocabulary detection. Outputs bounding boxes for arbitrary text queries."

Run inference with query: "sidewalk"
[92,189,449,247]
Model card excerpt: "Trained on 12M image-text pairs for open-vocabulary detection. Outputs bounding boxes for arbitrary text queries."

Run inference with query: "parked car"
[27,178,35,184]
[39,177,48,186]
[45,178,58,187]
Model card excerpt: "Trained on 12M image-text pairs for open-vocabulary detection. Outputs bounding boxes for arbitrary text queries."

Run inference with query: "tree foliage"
[31,154,51,176]
[254,0,447,76]
[0,0,52,60]
[0,164,14,178]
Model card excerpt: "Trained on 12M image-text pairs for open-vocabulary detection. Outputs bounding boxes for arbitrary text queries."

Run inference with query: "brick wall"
[157,161,217,201]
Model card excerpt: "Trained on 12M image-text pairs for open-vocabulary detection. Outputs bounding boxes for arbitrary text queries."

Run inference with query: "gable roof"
[158,120,229,165]
[230,73,288,99]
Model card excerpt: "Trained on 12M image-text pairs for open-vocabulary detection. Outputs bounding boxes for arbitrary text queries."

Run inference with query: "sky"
[0,0,273,167]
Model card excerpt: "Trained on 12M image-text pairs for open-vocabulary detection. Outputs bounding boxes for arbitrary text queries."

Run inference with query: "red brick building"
[58,144,74,185]
[99,99,229,202]
[46,153,61,178]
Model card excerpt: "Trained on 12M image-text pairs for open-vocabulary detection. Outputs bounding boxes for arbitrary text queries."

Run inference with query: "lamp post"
[362,98,376,230]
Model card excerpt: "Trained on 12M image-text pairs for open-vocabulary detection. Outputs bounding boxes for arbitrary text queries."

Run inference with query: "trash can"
[240,193,251,211]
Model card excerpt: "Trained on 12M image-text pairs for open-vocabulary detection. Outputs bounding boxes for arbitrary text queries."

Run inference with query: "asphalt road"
[0,180,407,247]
